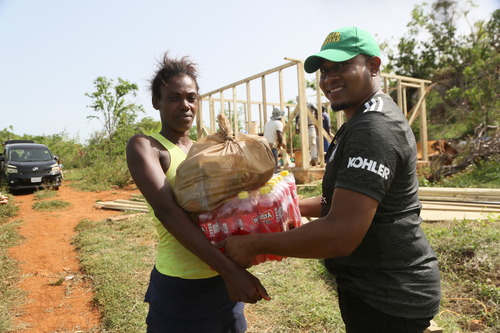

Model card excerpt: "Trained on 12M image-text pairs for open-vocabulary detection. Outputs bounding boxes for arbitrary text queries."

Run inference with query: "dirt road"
[7,182,140,332]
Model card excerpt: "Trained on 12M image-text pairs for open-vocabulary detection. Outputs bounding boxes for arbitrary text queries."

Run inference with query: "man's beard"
[330,102,347,112]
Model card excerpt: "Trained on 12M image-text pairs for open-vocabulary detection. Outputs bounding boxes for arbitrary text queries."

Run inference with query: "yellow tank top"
[149,133,218,279]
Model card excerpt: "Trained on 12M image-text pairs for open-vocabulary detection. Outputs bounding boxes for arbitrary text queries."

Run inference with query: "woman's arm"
[126,134,269,303]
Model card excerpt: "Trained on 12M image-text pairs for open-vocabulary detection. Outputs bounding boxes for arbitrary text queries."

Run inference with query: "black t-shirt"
[321,93,441,318]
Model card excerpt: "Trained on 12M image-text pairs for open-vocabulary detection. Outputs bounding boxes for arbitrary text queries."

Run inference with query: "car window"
[25,148,52,161]
[9,150,25,161]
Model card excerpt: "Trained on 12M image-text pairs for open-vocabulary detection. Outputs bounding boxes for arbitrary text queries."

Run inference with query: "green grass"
[246,259,343,332]
[32,199,71,211]
[33,189,58,200]
[72,211,342,332]
[69,212,499,332]
[73,215,157,332]
[0,194,19,220]
[423,219,499,332]
[297,182,322,198]
[0,220,24,332]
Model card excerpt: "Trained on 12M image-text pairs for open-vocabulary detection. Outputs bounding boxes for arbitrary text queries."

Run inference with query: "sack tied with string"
[174,114,275,213]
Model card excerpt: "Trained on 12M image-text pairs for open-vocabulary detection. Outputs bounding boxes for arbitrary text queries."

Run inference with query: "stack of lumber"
[95,197,148,212]
[418,187,500,204]
[94,188,500,221]
[418,187,500,221]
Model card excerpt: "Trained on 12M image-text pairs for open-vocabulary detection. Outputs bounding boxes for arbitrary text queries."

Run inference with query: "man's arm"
[126,134,269,302]
[276,130,285,148]
[221,188,378,267]
[299,195,322,218]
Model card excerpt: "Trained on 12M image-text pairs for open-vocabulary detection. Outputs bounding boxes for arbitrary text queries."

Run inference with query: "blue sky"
[1,0,498,143]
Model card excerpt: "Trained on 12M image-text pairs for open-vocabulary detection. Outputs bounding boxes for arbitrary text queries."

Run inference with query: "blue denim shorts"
[144,266,247,333]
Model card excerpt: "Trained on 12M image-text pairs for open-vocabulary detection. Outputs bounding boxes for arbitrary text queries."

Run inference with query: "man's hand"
[220,258,271,303]
[218,234,257,268]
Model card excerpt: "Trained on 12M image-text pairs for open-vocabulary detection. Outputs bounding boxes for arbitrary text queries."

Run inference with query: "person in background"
[322,105,333,153]
[296,103,319,166]
[57,157,64,179]
[221,26,441,333]
[126,52,269,333]
[263,107,285,172]
[307,103,319,166]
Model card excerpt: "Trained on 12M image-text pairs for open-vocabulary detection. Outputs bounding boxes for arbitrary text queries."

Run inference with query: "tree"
[133,116,161,136]
[385,0,499,137]
[85,77,144,140]
[0,126,17,143]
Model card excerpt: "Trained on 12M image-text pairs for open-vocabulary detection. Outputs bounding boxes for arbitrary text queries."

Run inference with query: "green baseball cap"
[304,26,381,73]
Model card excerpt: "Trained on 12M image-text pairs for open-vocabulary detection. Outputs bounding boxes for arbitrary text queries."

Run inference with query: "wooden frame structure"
[196,58,432,173]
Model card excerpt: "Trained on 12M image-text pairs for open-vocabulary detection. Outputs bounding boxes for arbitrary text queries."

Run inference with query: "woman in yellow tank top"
[126,52,269,332]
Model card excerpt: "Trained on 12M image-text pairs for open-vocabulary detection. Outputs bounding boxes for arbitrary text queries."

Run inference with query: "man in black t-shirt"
[221,26,441,333]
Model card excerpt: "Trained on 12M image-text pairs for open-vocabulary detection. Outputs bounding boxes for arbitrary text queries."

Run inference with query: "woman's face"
[153,75,198,133]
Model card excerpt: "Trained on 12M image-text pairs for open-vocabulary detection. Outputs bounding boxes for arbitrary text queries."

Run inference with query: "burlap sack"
[175,114,275,213]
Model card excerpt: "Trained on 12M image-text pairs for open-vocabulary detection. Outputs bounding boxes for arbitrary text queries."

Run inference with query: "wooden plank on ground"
[95,201,149,212]
[111,199,149,207]
[106,213,146,221]
[422,202,500,213]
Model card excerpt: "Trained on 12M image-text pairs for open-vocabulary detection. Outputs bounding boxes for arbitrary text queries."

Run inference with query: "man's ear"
[367,56,381,76]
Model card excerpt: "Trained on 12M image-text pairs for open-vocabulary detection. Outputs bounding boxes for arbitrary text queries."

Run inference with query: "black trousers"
[338,288,433,333]
[145,266,247,333]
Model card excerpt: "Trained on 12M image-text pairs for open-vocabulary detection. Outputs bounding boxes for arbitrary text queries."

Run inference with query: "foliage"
[436,154,500,188]
[65,155,132,191]
[385,0,499,133]
[84,77,145,165]
[133,116,161,136]
[85,77,145,141]
[0,126,17,143]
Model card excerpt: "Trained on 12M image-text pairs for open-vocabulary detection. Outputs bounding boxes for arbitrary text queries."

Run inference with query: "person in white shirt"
[263,108,285,172]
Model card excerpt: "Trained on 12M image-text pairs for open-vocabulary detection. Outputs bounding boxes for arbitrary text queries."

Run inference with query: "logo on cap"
[322,32,341,47]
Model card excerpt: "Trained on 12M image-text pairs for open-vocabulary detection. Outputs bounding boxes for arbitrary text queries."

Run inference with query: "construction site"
[98,58,500,223]
[196,58,437,181]
[93,58,499,332]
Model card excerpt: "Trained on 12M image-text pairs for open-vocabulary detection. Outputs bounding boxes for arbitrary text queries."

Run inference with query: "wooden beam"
[381,72,432,84]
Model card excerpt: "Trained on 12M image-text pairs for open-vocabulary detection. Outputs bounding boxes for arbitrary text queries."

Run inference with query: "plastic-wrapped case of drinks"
[196,170,302,265]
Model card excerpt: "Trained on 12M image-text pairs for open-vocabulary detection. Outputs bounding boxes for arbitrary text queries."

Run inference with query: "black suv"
[0,140,62,191]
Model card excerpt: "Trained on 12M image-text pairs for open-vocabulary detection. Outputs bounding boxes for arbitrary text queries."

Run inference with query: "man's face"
[153,75,198,133]
[319,55,376,116]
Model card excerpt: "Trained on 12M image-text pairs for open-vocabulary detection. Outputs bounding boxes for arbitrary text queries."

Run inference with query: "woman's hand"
[220,261,270,303]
